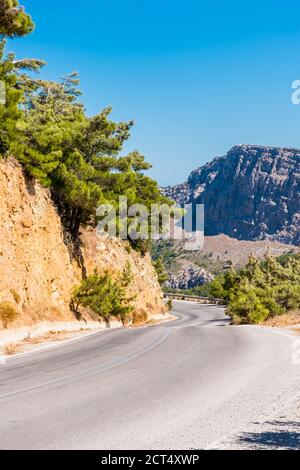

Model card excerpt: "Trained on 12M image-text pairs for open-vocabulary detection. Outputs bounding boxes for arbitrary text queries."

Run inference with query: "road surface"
[0,301,299,449]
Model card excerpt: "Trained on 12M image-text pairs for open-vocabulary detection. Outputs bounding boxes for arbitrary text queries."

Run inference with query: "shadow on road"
[237,420,300,450]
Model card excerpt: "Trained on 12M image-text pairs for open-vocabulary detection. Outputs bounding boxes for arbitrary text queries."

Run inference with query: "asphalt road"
[0,301,299,450]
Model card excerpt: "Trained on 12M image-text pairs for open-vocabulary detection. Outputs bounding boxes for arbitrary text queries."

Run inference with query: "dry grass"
[0,302,18,329]
[3,330,82,356]
[23,330,76,345]
[131,309,148,326]
[264,310,300,327]
[4,343,20,355]
[145,319,159,326]
[291,328,300,335]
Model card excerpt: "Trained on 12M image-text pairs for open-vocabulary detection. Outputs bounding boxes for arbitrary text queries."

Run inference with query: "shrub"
[153,257,168,285]
[0,302,18,328]
[227,283,270,324]
[223,253,300,324]
[166,298,173,311]
[72,264,135,326]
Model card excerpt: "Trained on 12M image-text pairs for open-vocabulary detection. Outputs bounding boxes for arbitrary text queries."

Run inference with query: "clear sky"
[8,0,300,185]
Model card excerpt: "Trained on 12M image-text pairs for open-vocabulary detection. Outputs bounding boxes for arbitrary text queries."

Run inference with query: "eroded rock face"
[0,158,165,328]
[165,264,214,290]
[164,145,300,245]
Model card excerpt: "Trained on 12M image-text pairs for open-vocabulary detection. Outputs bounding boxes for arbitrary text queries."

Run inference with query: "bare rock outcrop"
[164,145,300,245]
[0,158,165,329]
[165,264,214,290]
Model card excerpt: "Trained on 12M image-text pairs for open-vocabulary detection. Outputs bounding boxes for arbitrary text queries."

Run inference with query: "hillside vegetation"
[0,158,166,329]
[0,0,170,254]
[200,253,300,324]
[164,250,300,324]
[153,235,298,291]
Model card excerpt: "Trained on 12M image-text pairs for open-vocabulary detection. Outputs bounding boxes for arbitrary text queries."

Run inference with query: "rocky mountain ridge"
[164,145,300,245]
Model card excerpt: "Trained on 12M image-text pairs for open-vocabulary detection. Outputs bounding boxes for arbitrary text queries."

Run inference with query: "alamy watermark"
[0,80,6,105]
[291,80,300,104]
[96,197,204,251]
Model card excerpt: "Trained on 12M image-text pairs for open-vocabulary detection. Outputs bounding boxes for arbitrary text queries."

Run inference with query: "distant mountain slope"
[154,235,298,290]
[164,145,300,245]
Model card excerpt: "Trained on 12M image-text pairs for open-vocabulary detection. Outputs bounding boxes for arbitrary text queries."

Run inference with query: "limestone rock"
[164,145,300,245]
[165,264,214,290]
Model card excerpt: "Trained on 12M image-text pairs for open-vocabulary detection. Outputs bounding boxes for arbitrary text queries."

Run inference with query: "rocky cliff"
[165,145,300,245]
[0,158,165,329]
[164,264,214,290]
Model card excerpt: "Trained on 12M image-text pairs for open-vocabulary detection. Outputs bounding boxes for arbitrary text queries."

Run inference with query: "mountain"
[154,235,298,291]
[164,145,300,245]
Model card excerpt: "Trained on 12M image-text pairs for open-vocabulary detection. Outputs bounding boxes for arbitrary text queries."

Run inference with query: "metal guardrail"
[163,292,226,306]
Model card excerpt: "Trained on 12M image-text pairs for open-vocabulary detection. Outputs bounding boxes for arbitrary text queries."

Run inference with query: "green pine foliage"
[0,0,170,327]
[0,38,45,157]
[176,253,300,324]
[0,1,172,247]
[0,0,34,38]
[0,46,171,245]
[210,253,300,324]
[72,265,135,326]
[12,73,171,240]
[209,269,240,301]
[0,40,23,155]
[153,257,168,285]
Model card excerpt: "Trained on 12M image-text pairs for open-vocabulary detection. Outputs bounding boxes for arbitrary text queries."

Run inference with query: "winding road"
[0,301,299,449]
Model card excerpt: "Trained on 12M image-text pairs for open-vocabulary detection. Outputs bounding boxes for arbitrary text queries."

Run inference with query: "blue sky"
[8,0,300,185]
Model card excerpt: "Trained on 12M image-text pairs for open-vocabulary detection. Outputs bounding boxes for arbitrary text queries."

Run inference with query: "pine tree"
[222,252,300,324]
[0,37,45,157]
[0,40,22,155]
[15,73,171,241]
[0,0,34,38]
[153,257,168,285]
[72,266,135,326]
[0,0,172,248]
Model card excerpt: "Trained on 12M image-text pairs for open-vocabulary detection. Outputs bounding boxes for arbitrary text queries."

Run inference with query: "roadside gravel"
[212,402,300,449]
